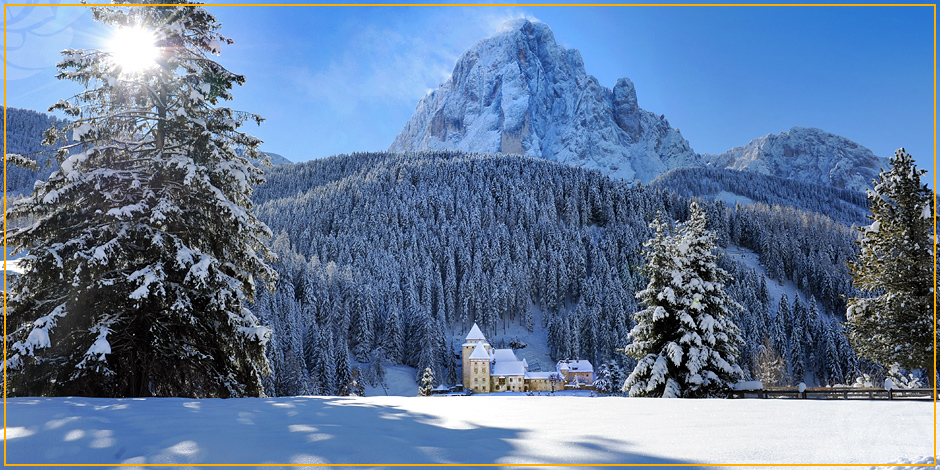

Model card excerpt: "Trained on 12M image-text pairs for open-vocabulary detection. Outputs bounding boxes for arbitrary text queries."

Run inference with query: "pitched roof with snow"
[493,348,518,363]
[491,349,525,376]
[469,342,490,360]
[557,359,594,373]
[493,360,525,377]
[526,371,556,380]
[465,323,486,342]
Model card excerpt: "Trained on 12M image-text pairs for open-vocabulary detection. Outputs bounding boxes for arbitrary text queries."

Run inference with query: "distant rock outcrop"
[705,127,886,191]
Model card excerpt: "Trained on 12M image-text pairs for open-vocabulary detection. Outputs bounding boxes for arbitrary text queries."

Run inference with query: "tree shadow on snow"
[5,396,703,468]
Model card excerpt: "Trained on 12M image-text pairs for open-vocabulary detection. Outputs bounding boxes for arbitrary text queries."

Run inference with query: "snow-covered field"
[4,394,933,469]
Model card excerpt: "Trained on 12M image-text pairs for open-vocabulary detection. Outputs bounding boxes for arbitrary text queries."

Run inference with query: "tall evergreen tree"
[418,367,434,396]
[319,329,338,395]
[335,334,352,396]
[846,148,935,386]
[352,306,374,362]
[822,320,844,385]
[789,298,807,385]
[4,1,274,397]
[622,203,745,398]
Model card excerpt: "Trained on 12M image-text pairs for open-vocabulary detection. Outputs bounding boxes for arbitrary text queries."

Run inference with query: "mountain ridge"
[390,19,888,192]
[704,126,886,191]
[389,19,700,183]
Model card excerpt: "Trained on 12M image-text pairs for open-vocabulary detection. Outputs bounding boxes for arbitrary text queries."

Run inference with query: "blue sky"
[4,4,935,186]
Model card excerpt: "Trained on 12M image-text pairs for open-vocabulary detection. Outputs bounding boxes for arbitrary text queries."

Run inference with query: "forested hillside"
[3,104,865,395]
[2,107,288,197]
[251,151,861,396]
[2,107,63,194]
[651,166,870,226]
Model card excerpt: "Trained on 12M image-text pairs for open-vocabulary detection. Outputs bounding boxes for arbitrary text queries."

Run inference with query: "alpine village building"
[461,323,594,393]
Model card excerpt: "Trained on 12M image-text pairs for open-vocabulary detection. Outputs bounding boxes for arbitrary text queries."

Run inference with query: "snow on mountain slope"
[262,152,292,166]
[725,244,807,307]
[390,20,887,192]
[705,127,888,192]
[389,19,699,182]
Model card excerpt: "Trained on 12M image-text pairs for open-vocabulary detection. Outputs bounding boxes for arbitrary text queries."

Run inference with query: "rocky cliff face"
[390,19,886,191]
[705,127,886,191]
[388,19,699,182]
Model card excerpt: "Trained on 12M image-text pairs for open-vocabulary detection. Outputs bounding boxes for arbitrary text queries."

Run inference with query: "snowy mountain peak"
[389,20,699,182]
[390,20,887,191]
[705,127,888,191]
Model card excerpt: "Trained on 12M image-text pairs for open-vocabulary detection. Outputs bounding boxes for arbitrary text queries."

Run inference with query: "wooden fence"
[727,387,935,400]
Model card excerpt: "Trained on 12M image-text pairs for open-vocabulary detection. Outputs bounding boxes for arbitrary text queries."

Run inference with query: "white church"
[461,323,594,393]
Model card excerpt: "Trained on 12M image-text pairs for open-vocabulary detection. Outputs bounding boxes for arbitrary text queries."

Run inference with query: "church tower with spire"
[462,323,491,391]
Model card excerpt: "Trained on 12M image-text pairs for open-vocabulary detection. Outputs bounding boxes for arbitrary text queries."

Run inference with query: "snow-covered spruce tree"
[622,203,745,398]
[4,1,275,397]
[846,148,935,387]
[418,367,434,397]
[592,362,613,394]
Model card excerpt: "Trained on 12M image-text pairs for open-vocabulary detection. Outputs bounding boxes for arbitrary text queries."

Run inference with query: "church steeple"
[461,323,491,391]
[465,323,486,343]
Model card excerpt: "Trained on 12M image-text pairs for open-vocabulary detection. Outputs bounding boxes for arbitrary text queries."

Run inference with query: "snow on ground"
[4,395,933,469]
[871,455,938,470]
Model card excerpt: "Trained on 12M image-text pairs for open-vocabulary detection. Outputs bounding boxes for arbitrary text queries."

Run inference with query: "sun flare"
[109,26,159,74]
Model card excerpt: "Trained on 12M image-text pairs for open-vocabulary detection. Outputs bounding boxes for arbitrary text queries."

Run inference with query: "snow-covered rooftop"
[469,342,490,360]
[465,323,486,342]
[492,361,525,377]
[557,360,593,373]
[492,348,518,363]
[526,371,555,379]
[492,352,526,376]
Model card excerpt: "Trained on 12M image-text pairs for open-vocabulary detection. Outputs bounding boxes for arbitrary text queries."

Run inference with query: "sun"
[109,26,159,74]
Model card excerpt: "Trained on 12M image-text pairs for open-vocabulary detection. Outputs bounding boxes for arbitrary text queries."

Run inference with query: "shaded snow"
[4,396,930,467]
[871,456,938,470]
[361,365,419,397]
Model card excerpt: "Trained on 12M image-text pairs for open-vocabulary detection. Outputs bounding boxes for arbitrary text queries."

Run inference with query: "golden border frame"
[2,2,936,468]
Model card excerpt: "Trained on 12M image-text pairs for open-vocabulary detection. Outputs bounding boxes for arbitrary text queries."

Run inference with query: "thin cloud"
[5,5,88,80]
[476,9,541,34]
[289,8,540,117]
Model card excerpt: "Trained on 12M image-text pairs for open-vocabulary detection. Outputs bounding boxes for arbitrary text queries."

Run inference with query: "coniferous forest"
[250,150,864,396]
[6,104,928,397]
